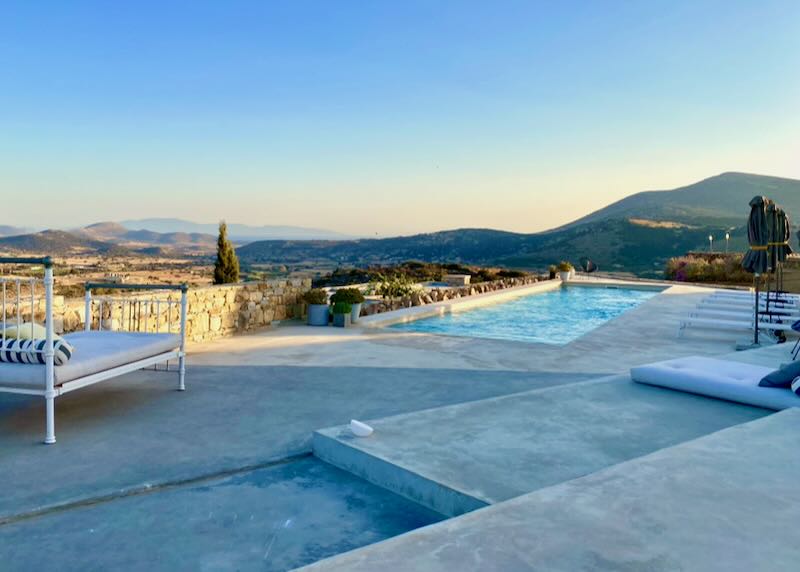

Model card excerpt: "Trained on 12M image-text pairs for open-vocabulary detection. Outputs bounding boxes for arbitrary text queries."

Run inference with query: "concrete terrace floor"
[188,284,750,373]
[0,282,794,570]
[302,409,800,572]
[313,377,769,516]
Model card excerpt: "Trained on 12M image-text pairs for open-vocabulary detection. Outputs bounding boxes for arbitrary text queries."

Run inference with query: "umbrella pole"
[767,272,771,312]
[754,274,760,345]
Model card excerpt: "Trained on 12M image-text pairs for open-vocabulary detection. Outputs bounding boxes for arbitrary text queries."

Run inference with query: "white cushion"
[1,322,63,341]
[631,356,800,410]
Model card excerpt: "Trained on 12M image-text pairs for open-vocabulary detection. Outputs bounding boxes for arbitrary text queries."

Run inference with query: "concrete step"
[312,376,767,517]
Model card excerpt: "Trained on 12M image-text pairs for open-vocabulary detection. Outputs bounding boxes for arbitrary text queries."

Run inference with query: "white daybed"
[0,257,187,444]
[631,356,800,410]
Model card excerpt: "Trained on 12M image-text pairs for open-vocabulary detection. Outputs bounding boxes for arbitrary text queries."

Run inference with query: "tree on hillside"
[213,221,240,284]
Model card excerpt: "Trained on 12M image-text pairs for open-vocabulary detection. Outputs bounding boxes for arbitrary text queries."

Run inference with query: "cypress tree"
[213,221,240,284]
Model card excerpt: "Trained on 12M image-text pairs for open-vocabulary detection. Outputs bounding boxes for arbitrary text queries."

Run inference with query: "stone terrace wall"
[183,279,311,342]
[361,275,548,316]
[42,279,311,343]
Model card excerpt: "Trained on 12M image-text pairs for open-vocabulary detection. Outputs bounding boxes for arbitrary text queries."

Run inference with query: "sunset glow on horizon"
[2,1,799,235]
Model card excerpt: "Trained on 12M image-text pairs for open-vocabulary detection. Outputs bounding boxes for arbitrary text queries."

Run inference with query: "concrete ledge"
[313,430,489,517]
[358,280,562,328]
[311,376,767,518]
[299,409,800,571]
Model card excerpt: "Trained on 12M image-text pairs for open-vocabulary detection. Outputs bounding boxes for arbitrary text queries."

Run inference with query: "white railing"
[1,275,47,353]
[84,282,188,379]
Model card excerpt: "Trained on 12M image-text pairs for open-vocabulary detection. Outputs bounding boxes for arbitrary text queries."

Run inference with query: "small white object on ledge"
[350,419,374,437]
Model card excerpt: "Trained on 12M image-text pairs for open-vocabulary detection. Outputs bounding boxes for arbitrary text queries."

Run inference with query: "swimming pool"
[388,285,660,345]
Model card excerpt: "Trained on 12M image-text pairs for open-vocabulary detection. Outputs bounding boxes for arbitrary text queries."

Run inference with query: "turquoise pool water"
[388,286,659,345]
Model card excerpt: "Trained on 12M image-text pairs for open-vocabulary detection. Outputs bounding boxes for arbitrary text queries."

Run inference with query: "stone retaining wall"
[28,279,312,343]
[181,279,311,342]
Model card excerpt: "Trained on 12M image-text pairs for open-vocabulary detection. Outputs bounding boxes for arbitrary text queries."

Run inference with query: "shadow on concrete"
[0,364,600,520]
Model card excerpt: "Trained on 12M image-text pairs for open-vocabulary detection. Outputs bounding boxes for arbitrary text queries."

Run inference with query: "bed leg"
[178,354,186,391]
[44,394,56,444]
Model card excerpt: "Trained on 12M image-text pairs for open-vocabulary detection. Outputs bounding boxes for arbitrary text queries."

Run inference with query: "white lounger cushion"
[0,331,180,389]
[631,356,800,410]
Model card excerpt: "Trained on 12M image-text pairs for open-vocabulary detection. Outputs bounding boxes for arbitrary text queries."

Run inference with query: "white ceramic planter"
[350,302,362,323]
[559,271,571,281]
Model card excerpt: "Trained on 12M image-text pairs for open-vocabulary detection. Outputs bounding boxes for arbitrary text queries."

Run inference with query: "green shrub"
[330,287,365,304]
[371,274,417,299]
[213,221,240,284]
[557,261,573,272]
[302,288,328,305]
[332,301,352,315]
[497,269,527,278]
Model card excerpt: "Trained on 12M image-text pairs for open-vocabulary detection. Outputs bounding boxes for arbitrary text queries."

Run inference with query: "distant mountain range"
[237,172,800,277]
[0,225,33,238]
[0,219,351,257]
[2,172,798,276]
[0,229,132,256]
[0,223,217,257]
[119,218,353,241]
[79,222,216,248]
[559,172,800,229]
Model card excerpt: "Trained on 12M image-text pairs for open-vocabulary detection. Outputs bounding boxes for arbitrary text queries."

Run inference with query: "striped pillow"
[0,338,74,366]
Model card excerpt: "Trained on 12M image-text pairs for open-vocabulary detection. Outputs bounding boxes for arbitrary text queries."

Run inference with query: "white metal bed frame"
[0,257,188,444]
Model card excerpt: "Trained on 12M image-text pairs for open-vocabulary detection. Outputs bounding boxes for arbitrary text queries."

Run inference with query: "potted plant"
[330,288,366,323]
[331,302,352,327]
[557,261,573,282]
[303,288,329,326]
[548,265,557,280]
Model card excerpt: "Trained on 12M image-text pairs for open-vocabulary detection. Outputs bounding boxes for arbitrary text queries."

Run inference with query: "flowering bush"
[665,254,752,285]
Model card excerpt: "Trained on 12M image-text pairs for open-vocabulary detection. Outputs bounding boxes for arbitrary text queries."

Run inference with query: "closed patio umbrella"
[764,202,779,311]
[767,202,779,273]
[780,209,792,261]
[741,196,770,344]
[777,208,792,291]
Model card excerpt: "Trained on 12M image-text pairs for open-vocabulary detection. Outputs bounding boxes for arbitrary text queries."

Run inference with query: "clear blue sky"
[2,1,798,235]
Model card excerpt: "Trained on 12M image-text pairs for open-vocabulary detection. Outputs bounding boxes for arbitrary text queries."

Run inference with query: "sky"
[1,0,799,236]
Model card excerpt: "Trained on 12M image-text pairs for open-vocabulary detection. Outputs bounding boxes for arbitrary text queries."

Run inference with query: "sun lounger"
[688,308,800,323]
[709,291,799,304]
[699,298,798,312]
[0,257,187,444]
[677,315,798,337]
[631,356,800,410]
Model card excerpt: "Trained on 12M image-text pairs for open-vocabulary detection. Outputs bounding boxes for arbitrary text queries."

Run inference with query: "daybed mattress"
[0,331,180,389]
[631,356,800,410]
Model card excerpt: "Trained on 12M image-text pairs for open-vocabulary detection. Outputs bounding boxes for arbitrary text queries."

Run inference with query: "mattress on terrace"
[0,331,180,389]
[631,355,800,411]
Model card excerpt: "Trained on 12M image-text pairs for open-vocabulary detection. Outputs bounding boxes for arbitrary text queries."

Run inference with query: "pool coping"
[357,278,667,329]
